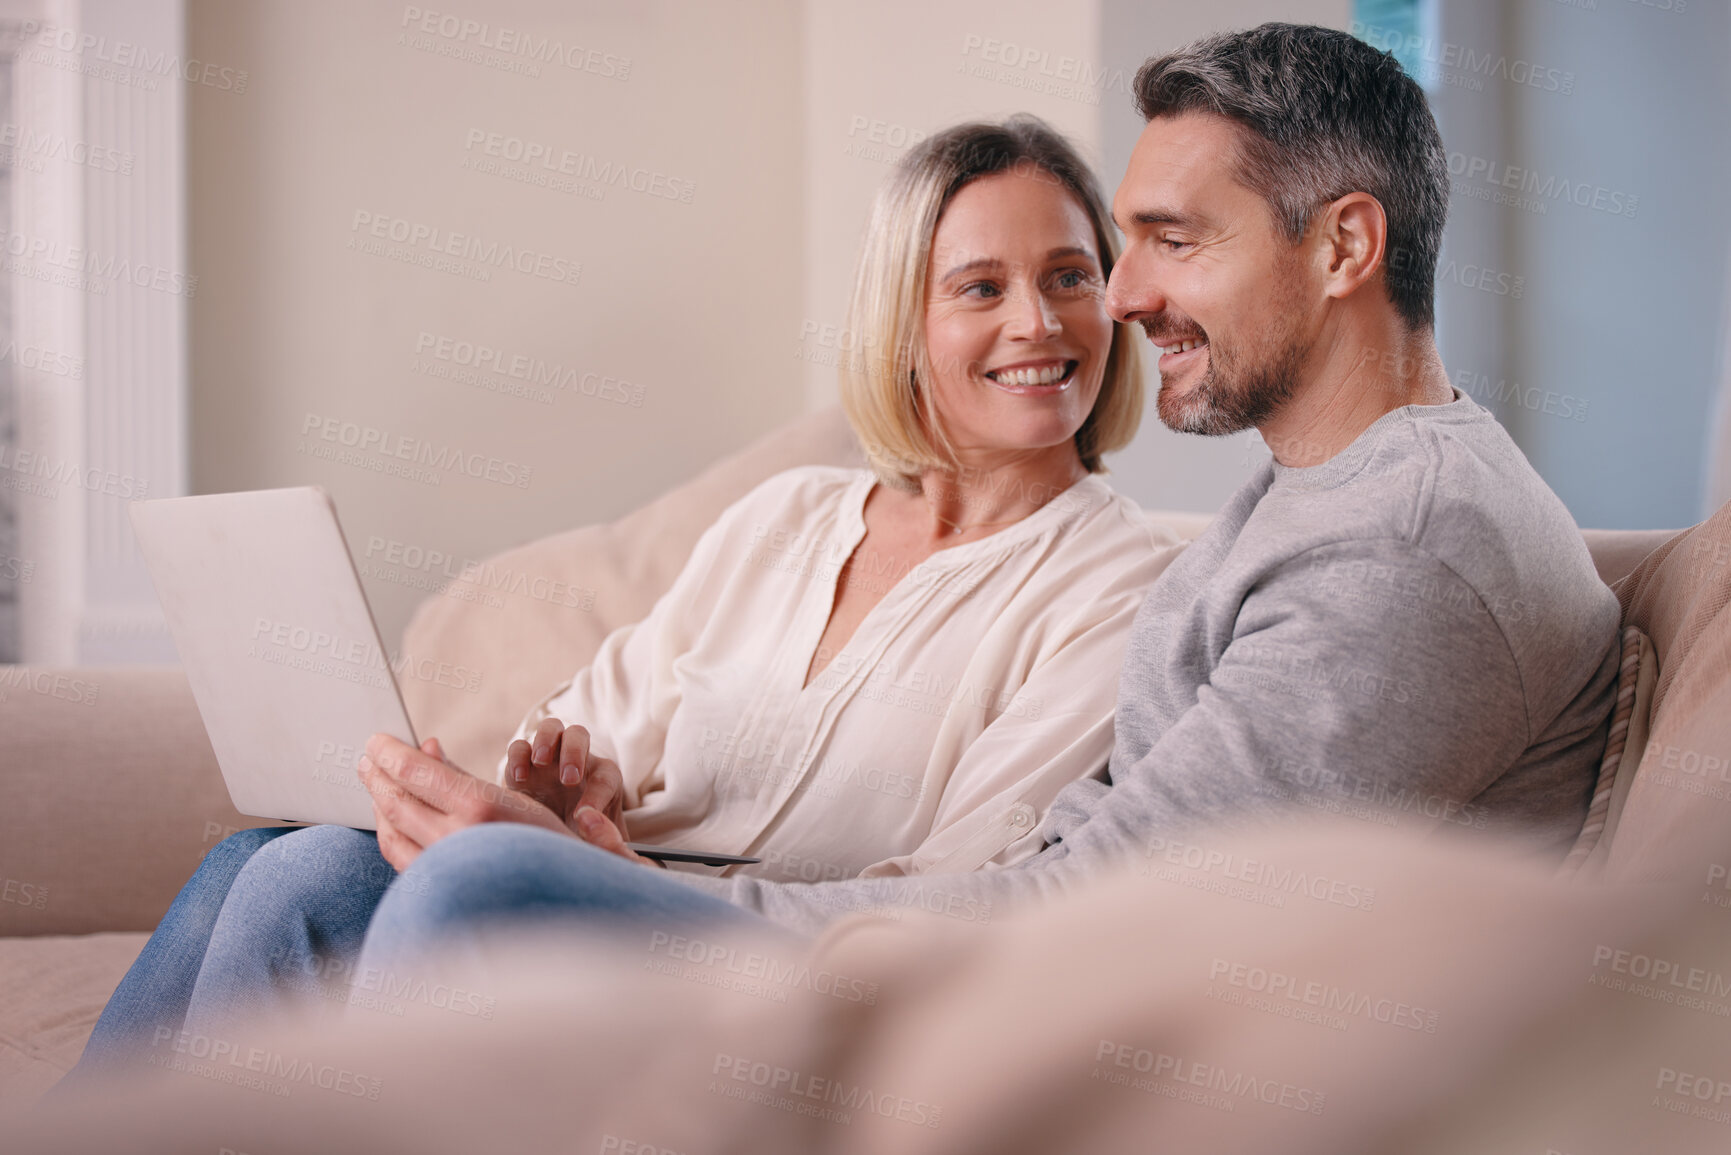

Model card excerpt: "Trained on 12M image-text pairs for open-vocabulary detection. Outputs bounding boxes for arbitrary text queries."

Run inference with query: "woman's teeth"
[989,362,1072,387]
[1159,339,1205,355]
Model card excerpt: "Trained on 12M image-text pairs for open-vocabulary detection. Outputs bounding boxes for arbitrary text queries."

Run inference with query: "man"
[65,25,1622,1083]
[346,21,1619,943]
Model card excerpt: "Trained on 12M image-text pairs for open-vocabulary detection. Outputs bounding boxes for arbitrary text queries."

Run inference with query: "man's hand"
[360,734,573,871]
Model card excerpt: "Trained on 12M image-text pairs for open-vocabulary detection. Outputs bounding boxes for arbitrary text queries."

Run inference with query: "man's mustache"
[1138,316,1208,346]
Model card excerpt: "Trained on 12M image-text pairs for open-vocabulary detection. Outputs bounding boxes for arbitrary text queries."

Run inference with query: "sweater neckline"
[1268,388,1479,493]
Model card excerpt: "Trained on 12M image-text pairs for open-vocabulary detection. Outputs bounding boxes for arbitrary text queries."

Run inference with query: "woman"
[66,115,1183,1082]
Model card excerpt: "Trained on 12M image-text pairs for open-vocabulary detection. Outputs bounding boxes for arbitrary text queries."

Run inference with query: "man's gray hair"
[1133,22,1448,330]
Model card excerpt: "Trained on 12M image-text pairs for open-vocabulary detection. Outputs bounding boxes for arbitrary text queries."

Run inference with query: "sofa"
[4,407,1727,1152]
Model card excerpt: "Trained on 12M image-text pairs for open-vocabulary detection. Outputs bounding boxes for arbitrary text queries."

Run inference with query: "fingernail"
[560,764,579,786]
[532,743,548,764]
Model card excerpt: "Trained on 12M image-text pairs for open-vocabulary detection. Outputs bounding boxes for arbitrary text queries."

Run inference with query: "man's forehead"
[1112,111,1247,225]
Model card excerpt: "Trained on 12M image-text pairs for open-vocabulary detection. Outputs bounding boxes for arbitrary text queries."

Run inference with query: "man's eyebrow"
[1115,208,1202,230]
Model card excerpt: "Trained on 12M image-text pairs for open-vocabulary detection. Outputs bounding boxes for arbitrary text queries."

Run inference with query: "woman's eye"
[1054,270,1089,289]
[961,281,1001,299]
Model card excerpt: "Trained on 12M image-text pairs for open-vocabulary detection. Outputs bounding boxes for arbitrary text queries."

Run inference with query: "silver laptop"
[130,488,762,865]
[131,487,413,829]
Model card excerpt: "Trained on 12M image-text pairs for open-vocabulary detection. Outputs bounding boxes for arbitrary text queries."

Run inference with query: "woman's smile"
[983,357,1080,394]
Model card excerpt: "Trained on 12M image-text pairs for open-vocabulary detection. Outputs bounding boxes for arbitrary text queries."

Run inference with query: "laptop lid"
[130,486,416,829]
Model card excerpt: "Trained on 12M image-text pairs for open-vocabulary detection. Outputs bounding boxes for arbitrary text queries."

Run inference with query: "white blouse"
[501,466,1184,882]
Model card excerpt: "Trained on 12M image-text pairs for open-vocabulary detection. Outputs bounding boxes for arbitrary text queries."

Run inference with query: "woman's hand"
[504,718,628,828]
[502,720,658,867]
[360,734,574,871]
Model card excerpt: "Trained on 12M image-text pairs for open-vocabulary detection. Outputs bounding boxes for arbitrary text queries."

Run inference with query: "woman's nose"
[1006,286,1061,339]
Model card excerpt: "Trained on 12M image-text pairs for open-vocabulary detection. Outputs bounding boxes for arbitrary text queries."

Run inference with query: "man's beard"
[1146,316,1306,437]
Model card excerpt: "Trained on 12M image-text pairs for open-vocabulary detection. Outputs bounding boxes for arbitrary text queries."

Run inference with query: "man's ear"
[1312,191,1388,303]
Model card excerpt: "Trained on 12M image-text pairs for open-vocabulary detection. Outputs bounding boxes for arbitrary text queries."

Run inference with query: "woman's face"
[921,167,1113,464]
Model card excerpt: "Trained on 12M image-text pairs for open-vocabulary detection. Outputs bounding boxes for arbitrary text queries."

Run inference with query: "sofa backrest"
[1594,502,1731,885]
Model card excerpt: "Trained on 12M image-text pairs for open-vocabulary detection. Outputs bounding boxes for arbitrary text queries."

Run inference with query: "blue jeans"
[62,822,771,1090]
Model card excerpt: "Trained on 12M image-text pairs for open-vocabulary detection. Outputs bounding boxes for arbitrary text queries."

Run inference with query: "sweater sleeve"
[671,537,1531,935]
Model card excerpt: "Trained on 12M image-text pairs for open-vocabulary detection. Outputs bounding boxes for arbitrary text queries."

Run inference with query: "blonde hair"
[839,115,1143,487]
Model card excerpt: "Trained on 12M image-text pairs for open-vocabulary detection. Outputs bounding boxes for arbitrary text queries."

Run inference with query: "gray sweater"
[676,392,1622,935]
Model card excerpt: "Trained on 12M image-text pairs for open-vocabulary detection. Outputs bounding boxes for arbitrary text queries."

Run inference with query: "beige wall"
[188,0,806,647]
[186,0,1352,650]
[798,0,1101,410]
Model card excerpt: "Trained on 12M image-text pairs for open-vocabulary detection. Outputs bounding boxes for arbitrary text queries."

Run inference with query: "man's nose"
[1105,248,1161,324]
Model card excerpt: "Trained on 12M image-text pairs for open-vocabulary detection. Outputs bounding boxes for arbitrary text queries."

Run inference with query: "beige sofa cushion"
[0,932,146,1109]
[1599,500,1731,883]
[0,667,276,938]
[20,824,1721,1155]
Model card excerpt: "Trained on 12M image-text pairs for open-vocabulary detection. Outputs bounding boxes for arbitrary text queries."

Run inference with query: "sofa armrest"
[0,666,279,936]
